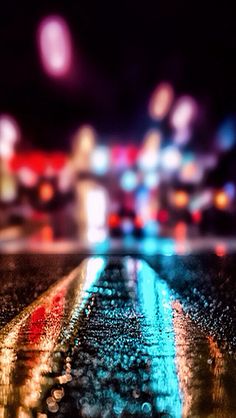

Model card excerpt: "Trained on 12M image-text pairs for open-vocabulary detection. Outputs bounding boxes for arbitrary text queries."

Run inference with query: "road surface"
[0,254,236,417]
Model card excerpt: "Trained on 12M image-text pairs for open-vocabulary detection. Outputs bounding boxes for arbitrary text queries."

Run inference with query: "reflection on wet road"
[0,256,236,417]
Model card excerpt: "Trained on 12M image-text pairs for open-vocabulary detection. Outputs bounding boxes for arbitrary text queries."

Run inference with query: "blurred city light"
[37,15,73,78]
[120,170,138,191]
[0,115,20,158]
[170,96,198,131]
[214,190,230,210]
[148,82,174,120]
[91,146,110,175]
[161,146,182,171]
[216,118,236,151]
[0,66,235,248]
[171,190,189,209]
[86,186,108,243]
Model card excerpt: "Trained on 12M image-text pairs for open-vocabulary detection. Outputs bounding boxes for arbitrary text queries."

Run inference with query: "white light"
[161,146,182,171]
[0,141,14,158]
[170,96,198,131]
[0,115,20,158]
[138,151,159,171]
[143,172,160,189]
[18,168,38,188]
[86,187,107,230]
[38,16,72,78]
[91,146,110,175]
[87,228,107,244]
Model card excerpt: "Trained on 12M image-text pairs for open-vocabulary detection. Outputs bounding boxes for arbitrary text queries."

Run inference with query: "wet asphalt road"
[0,254,236,417]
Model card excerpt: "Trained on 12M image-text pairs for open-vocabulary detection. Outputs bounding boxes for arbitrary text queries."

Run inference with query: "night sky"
[0,0,236,150]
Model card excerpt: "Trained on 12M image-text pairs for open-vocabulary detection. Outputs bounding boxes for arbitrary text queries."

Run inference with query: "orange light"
[39,182,54,202]
[174,222,187,240]
[149,82,174,120]
[214,191,229,210]
[172,190,189,208]
[40,225,54,242]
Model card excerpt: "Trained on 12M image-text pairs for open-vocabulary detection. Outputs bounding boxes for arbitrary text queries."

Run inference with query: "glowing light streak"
[131,259,182,416]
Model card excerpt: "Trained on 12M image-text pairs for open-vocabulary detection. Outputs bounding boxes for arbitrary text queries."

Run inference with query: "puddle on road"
[0,257,235,417]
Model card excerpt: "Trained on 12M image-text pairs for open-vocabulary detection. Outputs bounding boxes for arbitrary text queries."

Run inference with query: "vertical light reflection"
[172,300,236,417]
[128,259,182,417]
[61,257,105,342]
[0,258,104,417]
[172,300,195,417]
[207,336,230,417]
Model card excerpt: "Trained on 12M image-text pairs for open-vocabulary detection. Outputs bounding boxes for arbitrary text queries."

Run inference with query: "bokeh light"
[161,146,182,171]
[149,82,174,120]
[170,96,198,131]
[37,15,73,78]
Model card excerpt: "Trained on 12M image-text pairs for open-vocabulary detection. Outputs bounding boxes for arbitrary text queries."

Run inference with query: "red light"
[108,214,120,228]
[9,154,24,171]
[174,221,187,240]
[28,152,47,175]
[215,243,227,257]
[126,145,138,165]
[50,152,67,171]
[192,211,202,223]
[158,209,169,223]
[134,216,144,228]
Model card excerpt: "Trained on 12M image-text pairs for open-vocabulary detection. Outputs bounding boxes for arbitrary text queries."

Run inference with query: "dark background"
[0,0,236,149]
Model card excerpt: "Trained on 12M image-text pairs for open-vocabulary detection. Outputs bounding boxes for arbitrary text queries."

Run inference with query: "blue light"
[120,170,138,192]
[140,238,175,256]
[143,172,160,189]
[216,118,236,151]
[135,259,182,417]
[91,146,110,175]
[121,219,134,234]
[224,182,235,199]
[144,220,159,236]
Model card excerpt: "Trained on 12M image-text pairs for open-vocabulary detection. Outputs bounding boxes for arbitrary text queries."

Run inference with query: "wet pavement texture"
[0,254,236,417]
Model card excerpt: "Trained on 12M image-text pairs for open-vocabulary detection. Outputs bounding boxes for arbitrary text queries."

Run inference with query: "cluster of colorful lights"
[1,15,236,242]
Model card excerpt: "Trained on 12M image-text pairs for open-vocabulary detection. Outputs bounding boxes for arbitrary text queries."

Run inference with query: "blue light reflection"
[136,259,182,417]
